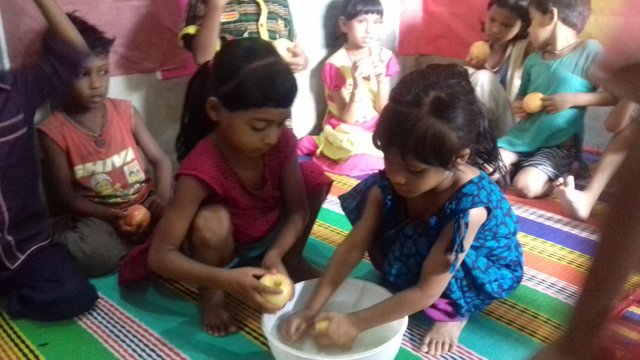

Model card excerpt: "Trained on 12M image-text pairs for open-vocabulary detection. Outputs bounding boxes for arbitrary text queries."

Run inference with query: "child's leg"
[513,147,577,198]
[54,216,131,277]
[188,204,237,336]
[281,161,331,281]
[554,121,638,220]
[421,298,468,356]
[2,243,98,321]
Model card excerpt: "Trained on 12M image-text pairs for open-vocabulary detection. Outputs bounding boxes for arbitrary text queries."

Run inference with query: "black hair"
[487,0,530,41]
[373,63,507,183]
[529,0,591,33]
[340,0,384,21]
[175,37,297,162]
[66,12,115,56]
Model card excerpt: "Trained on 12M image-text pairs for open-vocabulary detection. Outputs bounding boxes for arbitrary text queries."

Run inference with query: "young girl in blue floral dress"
[280,64,523,356]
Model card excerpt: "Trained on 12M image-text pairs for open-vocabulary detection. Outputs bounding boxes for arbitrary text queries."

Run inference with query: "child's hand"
[285,43,308,73]
[143,194,167,220]
[261,253,288,278]
[512,100,529,119]
[542,93,574,114]
[352,57,373,85]
[312,312,359,349]
[278,309,316,343]
[226,267,284,313]
[465,54,487,70]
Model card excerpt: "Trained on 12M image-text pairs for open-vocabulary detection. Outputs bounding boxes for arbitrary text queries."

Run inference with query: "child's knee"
[512,169,550,198]
[191,205,233,249]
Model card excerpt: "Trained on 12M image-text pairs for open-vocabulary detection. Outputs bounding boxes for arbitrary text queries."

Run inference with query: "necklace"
[548,40,580,55]
[64,112,107,148]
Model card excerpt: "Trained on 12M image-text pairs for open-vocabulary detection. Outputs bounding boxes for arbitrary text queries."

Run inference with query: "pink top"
[39,98,150,207]
[177,128,297,245]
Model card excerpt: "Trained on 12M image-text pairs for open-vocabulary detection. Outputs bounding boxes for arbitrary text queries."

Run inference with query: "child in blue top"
[498,0,616,198]
[280,64,523,356]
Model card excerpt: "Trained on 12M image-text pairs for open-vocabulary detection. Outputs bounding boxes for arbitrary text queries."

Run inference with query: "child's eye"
[406,167,425,174]
[99,69,109,76]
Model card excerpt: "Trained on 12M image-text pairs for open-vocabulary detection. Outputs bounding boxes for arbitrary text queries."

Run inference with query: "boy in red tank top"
[38,14,173,278]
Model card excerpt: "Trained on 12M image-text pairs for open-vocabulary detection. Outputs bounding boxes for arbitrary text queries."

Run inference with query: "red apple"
[124,204,151,231]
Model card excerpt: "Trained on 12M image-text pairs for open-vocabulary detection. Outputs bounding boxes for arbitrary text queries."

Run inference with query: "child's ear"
[456,149,471,163]
[338,16,348,33]
[205,97,223,123]
[547,7,559,26]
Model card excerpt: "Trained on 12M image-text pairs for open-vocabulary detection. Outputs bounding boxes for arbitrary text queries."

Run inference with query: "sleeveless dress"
[339,171,523,316]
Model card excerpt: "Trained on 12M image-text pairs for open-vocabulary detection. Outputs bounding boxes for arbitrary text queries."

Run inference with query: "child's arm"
[280,188,383,342]
[326,58,374,124]
[262,157,310,275]
[131,110,173,218]
[148,176,282,312]
[542,90,618,114]
[604,100,637,133]
[38,133,127,226]
[191,0,229,65]
[33,0,88,52]
[315,207,488,348]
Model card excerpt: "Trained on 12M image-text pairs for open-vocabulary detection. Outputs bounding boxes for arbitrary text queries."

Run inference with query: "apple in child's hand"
[259,273,294,309]
[522,92,545,114]
[272,38,294,60]
[314,319,330,334]
[124,204,151,231]
[469,41,491,63]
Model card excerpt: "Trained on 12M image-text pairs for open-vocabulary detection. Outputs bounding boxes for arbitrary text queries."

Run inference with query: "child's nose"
[89,74,101,88]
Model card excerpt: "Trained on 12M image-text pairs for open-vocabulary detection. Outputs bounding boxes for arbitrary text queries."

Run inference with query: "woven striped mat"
[2,172,639,359]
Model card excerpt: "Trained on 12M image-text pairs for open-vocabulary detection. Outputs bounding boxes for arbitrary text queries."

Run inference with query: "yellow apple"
[469,41,491,63]
[259,273,293,309]
[522,92,545,113]
[313,319,330,334]
[272,38,294,61]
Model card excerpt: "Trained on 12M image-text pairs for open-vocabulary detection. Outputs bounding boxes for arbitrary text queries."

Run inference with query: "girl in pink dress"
[297,0,399,176]
[149,38,331,337]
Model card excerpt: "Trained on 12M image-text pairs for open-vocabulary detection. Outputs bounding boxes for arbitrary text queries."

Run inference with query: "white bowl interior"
[262,278,408,360]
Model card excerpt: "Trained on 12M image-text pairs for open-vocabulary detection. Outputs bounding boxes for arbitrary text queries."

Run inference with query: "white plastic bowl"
[261,278,408,360]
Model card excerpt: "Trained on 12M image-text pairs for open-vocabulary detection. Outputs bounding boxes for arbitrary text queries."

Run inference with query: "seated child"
[466,0,532,137]
[180,0,308,72]
[554,100,638,221]
[297,0,399,177]
[149,38,331,336]
[532,35,640,360]
[280,64,523,356]
[0,0,97,321]
[38,14,173,277]
[497,0,617,198]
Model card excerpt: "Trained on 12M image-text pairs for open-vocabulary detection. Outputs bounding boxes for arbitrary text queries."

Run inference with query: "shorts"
[517,146,580,181]
[227,224,281,268]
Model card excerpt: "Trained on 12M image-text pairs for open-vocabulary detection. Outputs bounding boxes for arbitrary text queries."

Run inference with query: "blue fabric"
[498,40,602,152]
[339,171,523,316]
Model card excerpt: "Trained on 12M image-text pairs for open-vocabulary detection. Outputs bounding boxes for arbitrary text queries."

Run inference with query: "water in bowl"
[272,299,394,357]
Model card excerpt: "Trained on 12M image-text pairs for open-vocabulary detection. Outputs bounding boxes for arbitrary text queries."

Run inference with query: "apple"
[522,92,545,113]
[272,38,294,60]
[313,319,330,334]
[468,41,491,63]
[259,273,293,309]
[124,204,151,230]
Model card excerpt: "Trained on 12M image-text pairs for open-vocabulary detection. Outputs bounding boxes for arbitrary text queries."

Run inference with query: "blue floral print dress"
[339,171,523,317]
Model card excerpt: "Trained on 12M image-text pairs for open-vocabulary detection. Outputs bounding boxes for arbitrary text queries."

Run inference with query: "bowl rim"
[261,278,409,359]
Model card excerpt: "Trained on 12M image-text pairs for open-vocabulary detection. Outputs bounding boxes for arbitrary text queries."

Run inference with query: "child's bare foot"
[553,176,593,221]
[420,319,467,355]
[285,258,322,282]
[199,289,238,336]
